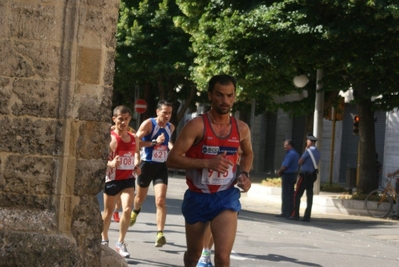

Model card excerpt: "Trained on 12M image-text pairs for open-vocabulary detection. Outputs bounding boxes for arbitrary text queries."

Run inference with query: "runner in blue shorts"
[167,74,254,267]
[182,187,241,224]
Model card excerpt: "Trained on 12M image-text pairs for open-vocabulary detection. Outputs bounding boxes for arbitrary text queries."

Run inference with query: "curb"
[246,184,369,217]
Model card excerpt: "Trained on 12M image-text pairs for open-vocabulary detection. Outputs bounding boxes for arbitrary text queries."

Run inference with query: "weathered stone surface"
[0,232,84,267]
[74,84,113,122]
[77,47,102,84]
[0,208,57,232]
[1,155,55,208]
[0,0,120,265]
[71,197,103,267]
[0,78,12,115]
[104,51,116,86]
[0,1,7,38]
[9,1,64,42]
[13,40,62,80]
[101,246,129,267]
[0,40,35,78]
[77,121,110,160]
[87,0,120,10]
[74,159,105,196]
[0,117,59,154]
[11,79,60,117]
[78,4,119,49]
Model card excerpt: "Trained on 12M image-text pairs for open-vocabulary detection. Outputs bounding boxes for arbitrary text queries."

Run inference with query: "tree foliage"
[175,0,399,192]
[114,0,200,127]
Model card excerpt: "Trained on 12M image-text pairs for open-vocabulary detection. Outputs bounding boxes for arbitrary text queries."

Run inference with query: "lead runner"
[167,74,254,267]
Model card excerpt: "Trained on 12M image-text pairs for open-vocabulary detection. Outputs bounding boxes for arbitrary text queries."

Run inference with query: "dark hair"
[207,74,237,92]
[113,105,132,116]
[157,100,173,109]
[284,139,295,148]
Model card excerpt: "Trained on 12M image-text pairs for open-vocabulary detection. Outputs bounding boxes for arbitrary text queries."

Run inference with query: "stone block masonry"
[0,0,122,266]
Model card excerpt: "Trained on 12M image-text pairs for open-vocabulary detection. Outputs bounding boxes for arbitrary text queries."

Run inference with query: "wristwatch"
[151,139,157,146]
[240,171,250,178]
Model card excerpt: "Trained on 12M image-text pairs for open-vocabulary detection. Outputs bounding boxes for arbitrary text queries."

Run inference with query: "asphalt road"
[98,175,399,267]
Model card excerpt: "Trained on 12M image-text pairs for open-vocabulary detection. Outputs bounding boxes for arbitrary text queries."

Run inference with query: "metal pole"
[313,69,324,194]
[355,141,360,189]
[329,107,336,186]
[135,85,141,130]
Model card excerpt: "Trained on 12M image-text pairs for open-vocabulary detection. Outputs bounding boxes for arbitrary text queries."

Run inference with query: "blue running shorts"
[182,187,241,224]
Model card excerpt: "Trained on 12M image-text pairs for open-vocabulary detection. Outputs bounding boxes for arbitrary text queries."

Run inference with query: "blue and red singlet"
[141,118,172,163]
[185,114,240,193]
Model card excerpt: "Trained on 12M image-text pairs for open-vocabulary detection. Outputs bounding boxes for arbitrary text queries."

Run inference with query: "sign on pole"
[134,99,147,114]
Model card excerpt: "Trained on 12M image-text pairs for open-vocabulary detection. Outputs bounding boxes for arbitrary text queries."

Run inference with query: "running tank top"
[185,114,240,193]
[105,131,137,182]
[141,118,172,163]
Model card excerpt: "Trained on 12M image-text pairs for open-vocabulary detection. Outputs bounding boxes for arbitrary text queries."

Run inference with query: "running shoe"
[196,252,213,267]
[130,208,140,227]
[155,232,166,247]
[101,240,109,247]
[112,211,120,222]
[115,242,130,258]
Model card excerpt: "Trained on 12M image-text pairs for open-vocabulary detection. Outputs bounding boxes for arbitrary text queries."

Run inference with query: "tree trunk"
[356,84,377,193]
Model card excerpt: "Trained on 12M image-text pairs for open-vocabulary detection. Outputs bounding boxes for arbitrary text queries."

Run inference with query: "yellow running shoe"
[130,209,140,227]
[155,231,166,247]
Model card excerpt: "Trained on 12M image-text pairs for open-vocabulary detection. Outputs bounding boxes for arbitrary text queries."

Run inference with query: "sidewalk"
[169,173,368,217]
[244,173,398,219]
[168,173,398,219]
[244,182,369,217]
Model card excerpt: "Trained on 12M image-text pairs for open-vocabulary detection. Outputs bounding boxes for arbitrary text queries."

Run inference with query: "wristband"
[240,171,250,178]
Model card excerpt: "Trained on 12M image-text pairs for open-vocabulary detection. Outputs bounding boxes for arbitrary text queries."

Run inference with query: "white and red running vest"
[185,114,240,193]
[105,131,137,182]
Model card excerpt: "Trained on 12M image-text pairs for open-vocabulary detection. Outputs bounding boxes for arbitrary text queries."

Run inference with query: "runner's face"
[208,82,236,114]
[157,105,172,123]
[113,112,131,131]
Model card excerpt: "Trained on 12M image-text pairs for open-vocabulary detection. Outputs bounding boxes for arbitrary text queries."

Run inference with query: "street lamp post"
[293,69,324,195]
[313,69,324,194]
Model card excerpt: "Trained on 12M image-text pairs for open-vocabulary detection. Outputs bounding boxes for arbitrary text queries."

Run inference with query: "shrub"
[261,177,281,187]
[320,183,346,193]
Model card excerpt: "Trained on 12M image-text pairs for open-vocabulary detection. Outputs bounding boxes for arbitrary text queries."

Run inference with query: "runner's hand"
[208,151,233,174]
[111,155,121,168]
[237,173,251,192]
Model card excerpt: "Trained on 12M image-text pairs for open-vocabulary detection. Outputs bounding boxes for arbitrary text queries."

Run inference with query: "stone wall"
[0,0,120,266]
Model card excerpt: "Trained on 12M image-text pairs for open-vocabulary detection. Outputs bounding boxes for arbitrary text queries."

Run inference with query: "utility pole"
[313,69,324,194]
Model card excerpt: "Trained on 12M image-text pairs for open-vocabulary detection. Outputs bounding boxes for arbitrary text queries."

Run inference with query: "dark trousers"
[281,172,297,216]
[291,173,316,219]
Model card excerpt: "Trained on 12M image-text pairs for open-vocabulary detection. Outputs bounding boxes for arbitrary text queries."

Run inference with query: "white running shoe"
[115,242,130,258]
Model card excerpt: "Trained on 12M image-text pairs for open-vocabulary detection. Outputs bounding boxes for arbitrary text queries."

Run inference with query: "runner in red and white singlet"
[167,74,254,267]
[185,113,240,193]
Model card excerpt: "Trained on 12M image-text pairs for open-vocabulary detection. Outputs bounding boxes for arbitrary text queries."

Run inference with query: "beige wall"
[0,0,120,265]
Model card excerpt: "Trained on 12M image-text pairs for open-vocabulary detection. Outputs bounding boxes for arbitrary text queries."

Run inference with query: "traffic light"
[353,115,360,135]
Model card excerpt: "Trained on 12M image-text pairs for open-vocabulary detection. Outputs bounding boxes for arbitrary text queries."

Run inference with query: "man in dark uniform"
[289,133,320,222]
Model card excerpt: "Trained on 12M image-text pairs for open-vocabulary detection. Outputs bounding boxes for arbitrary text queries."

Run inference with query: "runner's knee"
[155,196,166,207]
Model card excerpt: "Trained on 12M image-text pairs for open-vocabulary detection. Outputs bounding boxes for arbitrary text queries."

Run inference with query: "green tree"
[114,0,198,129]
[176,0,399,193]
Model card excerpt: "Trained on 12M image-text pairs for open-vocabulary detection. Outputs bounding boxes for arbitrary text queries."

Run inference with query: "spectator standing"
[276,140,299,218]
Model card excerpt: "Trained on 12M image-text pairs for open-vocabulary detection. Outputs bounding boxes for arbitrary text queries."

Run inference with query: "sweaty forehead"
[115,112,131,118]
[213,82,235,93]
[158,105,172,112]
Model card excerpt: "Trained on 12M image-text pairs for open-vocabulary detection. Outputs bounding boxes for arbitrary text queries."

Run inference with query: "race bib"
[117,151,135,170]
[152,145,168,163]
[201,165,234,185]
